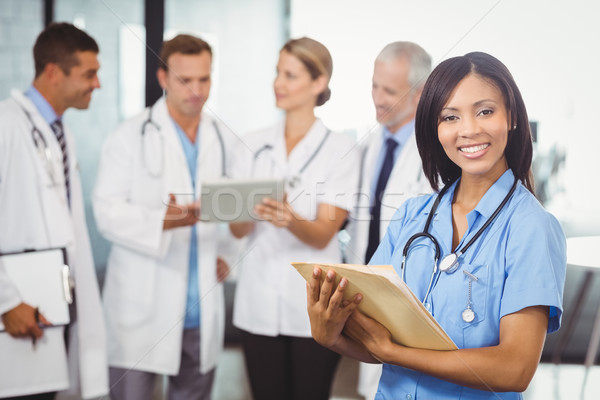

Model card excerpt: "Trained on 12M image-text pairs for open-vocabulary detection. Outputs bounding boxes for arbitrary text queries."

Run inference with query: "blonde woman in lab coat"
[230,37,359,400]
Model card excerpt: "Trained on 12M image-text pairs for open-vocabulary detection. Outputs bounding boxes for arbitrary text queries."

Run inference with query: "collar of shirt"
[265,118,327,175]
[382,119,415,149]
[286,119,327,167]
[472,169,516,219]
[24,86,60,125]
[433,169,516,253]
[369,120,416,201]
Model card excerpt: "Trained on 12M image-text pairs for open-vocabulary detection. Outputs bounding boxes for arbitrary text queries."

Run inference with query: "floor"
[212,345,362,400]
[209,345,600,400]
[56,344,600,400]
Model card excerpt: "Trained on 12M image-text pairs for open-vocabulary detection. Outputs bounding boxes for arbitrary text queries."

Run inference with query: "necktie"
[51,119,71,206]
[365,138,398,263]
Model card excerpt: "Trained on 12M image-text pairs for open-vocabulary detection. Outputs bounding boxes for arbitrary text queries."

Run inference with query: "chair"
[552,236,600,398]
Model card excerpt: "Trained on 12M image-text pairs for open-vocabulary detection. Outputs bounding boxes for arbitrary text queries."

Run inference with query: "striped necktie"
[50,119,71,207]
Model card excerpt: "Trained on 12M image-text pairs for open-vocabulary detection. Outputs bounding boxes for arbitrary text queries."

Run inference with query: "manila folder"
[292,262,457,351]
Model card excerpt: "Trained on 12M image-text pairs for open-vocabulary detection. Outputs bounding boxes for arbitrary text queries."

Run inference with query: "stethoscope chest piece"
[439,253,460,273]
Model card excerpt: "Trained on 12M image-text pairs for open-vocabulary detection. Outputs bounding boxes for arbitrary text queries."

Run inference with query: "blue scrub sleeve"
[501,209,566,333]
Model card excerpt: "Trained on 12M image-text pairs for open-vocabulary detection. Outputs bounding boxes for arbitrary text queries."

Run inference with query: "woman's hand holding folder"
[306,265,380,363]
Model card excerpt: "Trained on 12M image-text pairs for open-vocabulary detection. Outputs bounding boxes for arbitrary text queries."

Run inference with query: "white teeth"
[460,144,489,153]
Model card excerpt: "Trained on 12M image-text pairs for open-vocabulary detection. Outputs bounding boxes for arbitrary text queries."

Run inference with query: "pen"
[32,307,40,351]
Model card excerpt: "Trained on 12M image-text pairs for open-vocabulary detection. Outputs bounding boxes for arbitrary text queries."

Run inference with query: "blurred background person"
[93,34,237,400]
[229,37,359,400]
[345,41,432,400]
[0,22,107,399]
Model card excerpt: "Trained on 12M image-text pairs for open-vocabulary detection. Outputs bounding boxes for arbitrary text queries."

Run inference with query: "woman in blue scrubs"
[306,52,566,399]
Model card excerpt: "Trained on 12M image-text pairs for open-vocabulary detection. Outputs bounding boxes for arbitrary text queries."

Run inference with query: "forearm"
[330,334,381,364]
[230,222,255,238]
[287,205,348,249]
[369,308,548,392]
[377,343,537,392]
[287,217,337,249]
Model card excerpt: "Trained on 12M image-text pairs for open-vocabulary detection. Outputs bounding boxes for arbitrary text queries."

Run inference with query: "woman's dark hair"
[415,52,534,193]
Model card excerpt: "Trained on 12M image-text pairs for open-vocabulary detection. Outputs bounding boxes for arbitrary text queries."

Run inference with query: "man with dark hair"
[33,22,100,78]
[0,23,108,399]
[93,33,238,400]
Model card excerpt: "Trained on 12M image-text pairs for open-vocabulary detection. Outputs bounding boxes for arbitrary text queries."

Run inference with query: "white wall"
[0,0,43,99]
[166,0,286,136]
[51,0,286,270]
[291,0,600,233]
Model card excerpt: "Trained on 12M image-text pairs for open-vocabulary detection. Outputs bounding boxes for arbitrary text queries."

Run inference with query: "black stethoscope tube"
[400,176,519,304]
[141,105,227,177]
[252,129,331,187]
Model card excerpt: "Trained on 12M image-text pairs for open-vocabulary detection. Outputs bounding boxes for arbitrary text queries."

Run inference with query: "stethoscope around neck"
[140,105,227,178]
[252,129,331,188]
[401,176,519,306]
[18,104,59,186]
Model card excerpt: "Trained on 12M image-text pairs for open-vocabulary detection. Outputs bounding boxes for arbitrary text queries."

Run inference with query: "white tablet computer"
[199,178,285,222]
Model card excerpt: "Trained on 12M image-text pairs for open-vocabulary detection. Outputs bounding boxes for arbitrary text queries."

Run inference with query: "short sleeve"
[501,209,566,333]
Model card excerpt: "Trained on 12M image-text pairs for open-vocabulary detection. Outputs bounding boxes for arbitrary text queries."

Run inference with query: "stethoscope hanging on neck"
[401,176,519,306]
[252,129,331,189]
[140,104,227,178]
[18,104,59,186]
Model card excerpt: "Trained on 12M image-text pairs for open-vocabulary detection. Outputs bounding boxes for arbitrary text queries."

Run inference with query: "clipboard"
[0,248,72,330]
[199,178,285,222]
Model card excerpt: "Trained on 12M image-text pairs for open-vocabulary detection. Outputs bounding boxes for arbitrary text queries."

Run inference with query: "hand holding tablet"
[199,178,285,222]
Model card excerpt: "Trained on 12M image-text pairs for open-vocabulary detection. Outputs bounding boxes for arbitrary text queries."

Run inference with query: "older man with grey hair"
[345,41,433,399]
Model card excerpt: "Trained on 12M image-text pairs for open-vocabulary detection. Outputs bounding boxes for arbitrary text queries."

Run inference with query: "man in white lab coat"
[0,23,108,399]
[93,34,238,400]
[345,41,432,400]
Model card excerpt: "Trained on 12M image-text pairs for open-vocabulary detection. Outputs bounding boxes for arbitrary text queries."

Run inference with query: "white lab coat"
[0,90,108,398]
[93,97,235,375]
[346,125,432,400]
[346,126,432,265]
[231,119,360,337]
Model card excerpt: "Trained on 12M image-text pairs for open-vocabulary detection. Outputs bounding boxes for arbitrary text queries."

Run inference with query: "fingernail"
[355,294,363,303]
[313,267,319,278]
[327,270,334,281]
[339,278,347,288]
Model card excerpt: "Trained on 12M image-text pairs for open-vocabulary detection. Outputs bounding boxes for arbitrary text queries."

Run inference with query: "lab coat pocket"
[456,263,489,329]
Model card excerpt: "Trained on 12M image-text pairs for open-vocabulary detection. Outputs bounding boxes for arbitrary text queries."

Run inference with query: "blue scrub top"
[369,169,566,400]
[173,121,201,329]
